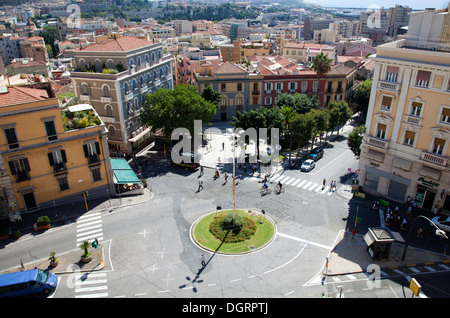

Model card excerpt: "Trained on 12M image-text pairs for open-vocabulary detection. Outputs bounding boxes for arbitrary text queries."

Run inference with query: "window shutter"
[8,161,16,175]
[95,142,100,155]
[83,145,88,157]
[61,150,67,163]
[48,153,54,166]
[23,158,30,172]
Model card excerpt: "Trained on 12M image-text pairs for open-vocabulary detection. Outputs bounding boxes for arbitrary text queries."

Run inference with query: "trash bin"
[363,227,395,260]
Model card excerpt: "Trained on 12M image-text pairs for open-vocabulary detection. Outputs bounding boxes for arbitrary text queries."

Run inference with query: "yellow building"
[0,85,113,212]
[358,7,450,212]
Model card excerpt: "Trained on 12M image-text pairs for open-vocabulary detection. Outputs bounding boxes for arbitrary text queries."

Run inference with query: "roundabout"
[190,209,277,255]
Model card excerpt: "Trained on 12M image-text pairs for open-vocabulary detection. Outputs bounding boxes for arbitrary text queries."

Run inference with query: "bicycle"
[274,185,285,194]
[260,186,272,195]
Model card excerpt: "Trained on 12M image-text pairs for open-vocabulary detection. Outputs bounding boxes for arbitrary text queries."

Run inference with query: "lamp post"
[401,215,448,261]
[228,129,245,224]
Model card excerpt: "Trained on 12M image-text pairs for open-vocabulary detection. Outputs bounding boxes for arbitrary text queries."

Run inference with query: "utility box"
[363,227,395,260]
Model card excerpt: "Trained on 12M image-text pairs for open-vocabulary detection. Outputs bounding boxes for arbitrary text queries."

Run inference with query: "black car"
[170,153,200,171]
[308,147,324,161]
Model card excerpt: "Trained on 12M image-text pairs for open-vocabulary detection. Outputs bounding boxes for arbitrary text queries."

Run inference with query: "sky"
[308,0,449,10]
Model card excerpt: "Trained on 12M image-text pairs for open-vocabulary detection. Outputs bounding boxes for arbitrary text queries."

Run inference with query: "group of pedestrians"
[322,179,337,192]
[197,165,242,192]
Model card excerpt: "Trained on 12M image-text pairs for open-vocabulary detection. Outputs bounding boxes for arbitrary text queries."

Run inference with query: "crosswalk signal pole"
[83,191,88,212]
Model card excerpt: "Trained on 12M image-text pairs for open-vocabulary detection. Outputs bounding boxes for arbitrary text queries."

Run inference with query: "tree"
[352,79,372,119]
[328,100,353,134]
[311,52,332,105]
[280,106,295,164]
[201,86,220,107]
[348,126,365,158]
[310,108,329,145]
[291,112,315,149]
[140,84,217,137]
[274,93,318,114]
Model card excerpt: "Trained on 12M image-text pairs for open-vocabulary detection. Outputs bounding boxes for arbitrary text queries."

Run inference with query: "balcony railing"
[404,114,422,126]
[16,171,30,182]
[421,152,447,166]
[125,91,133,101]
[80,94,91,102]
[101,96,112,103]
[53,162,67,173]
[378,81,400,92]
[367,137,389,150]
[88,154,100,165]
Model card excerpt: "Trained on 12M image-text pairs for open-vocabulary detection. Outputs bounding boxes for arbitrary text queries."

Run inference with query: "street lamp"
[401,215,448,261]
[227,128,245,224]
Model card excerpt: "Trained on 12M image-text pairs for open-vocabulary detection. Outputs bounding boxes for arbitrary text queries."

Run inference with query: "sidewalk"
[326,231,450,276]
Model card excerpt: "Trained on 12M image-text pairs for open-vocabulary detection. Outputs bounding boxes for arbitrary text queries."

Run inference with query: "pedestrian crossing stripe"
[285,177,296,185]
[269,174,336,195]
[290,179,301,187]
[302,181,312,189]
[297,180,307,187]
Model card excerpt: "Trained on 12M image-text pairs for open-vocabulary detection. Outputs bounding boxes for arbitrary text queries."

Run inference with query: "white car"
[431,216,450,233]
[300,159,315,172]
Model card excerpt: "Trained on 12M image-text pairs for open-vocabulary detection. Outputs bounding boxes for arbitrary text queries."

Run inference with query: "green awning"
[110,158,141,184]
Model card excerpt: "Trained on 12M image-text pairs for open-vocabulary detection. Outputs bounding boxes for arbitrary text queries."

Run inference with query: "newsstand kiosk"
[363,227,395,260]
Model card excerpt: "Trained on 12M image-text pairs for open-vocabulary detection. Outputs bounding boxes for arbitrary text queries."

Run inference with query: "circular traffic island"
[191,209,276,255]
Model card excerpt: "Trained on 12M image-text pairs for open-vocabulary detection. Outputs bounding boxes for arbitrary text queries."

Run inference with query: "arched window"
[124,82,130,94]
[78,59,86,69]
[94,59,102,72]
[105,105,113,117]
[137,56,141,67]
[158,50,161,60]
[146,73,151,83]
[145,54,149,63]
[108,125,115,136]
[103,85,110,97]
[132,79,137,90]
[153,70,157,79]
[139,76,144,87]
[151,52,155,62]
[129,58,135,69]
[106,59,114,69]
[81,83,90,95]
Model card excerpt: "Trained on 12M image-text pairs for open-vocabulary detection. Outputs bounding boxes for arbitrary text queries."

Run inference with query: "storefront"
[110,158,143,196]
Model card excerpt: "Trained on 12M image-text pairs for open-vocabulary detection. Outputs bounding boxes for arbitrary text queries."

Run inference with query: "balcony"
[125,91,134,101]
[53,162,67,173]
[252,90,260,95]
[404,114,422,126]
[139,85,148,94]
[378,81,400,92]
[15,171,30,182]
[101,96,112,103]
[88,154,100,165]
[80,94,91,102]
[421,152,447,167]
[367,137,389,150]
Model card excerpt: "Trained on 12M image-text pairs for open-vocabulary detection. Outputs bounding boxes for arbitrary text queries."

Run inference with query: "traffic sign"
[410,278,421,296]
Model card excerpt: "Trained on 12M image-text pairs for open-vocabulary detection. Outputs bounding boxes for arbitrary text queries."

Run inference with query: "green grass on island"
[192,209,276,254]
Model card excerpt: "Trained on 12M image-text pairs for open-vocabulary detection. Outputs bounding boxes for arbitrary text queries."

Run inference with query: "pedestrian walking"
[222,142,225,150]
[330,181,333,192]
[333,181,336,191]
[224,173,228,184]
[322,178,326,189]
[199,165,204,176]
[201,254,206,266]
[198,180,203,191]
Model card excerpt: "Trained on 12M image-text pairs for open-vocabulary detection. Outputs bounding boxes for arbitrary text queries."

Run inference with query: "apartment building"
[0,85,113,213]
[280,40,337,64]
[70,36,174,155]
[194,61,263,122]
[358,8,450,212]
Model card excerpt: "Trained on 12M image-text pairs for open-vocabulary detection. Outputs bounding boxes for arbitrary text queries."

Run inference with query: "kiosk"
[363,227,395,260]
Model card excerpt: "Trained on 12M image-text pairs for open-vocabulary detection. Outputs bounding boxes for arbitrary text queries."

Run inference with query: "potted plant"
[35,216,51,231]
[79,240,92,263]
[48,252,58,268]
[13,230,21,239]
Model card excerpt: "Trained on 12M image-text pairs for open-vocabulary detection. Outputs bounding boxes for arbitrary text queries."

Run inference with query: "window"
[80,83,90,95]
[237,83,242,91]
[48,149,67,173]
[276,82,283,91]
[252,96,258,105]
[410,102,423,117]
[103,85,110,97]
[236,97,243,107]
[8,157,30,182]
[106,105,113,117]
[83,141,101,164]
[301,81,308,92]
[253,83,258,91]
[57,176,69,191]
[91,167,101,182]
[432,138,445,155]
[376,123,386,139]
[265,97,272,106]
[381,95,393,111]
[137,56,141,67]
[440,108,450,124]
[221,83,226,92]
[385,66,399,82]
[312,81,319,93]
[132,79,138,91]
[416,70,431,87]
[265,82,272,91]
[364,171,379,191]
[44,120,58,141]
[4,127,19,149]
[124,82,129,94]
[404,131,415,146]
[220,97,226,107]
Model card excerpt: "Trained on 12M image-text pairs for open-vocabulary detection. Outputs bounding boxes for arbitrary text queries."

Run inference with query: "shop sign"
[417,177,439,188]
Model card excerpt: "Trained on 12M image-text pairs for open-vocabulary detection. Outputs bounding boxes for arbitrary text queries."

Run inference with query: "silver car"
[301,159,315,172]
[431,216,450,233]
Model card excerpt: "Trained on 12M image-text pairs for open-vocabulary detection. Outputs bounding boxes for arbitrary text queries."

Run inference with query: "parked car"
[308,147,324,161]
[431,216,450,233]
[170,153,200,171]
[301,159,315,172]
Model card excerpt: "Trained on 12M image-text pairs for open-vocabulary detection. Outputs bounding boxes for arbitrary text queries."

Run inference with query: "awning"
[110,158,141,184]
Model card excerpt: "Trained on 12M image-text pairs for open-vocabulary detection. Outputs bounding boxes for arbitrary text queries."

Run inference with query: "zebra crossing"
[74,272,108,298]
[76,211,104,248]
[270,174,335,195]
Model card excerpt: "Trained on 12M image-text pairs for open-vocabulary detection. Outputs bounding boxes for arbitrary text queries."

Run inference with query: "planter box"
[35,224,51,231]
[0,235,9,241]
